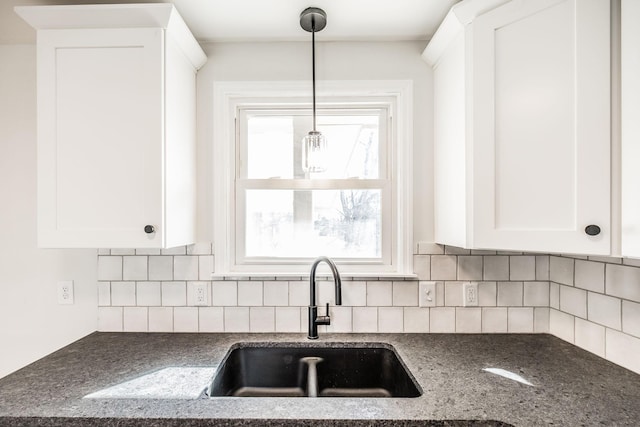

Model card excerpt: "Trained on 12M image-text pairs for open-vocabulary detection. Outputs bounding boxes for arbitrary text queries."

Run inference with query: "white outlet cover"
[57,280,74,305]
[463,282,478,307]
[190,283,209,306]
[419,281,436,307]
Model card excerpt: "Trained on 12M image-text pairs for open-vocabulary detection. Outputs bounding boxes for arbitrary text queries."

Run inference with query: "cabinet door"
[37,28,164,248]
[621,0,640,257]
[472,0,610,254]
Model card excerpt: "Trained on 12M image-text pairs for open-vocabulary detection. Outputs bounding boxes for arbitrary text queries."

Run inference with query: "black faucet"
[307,256,342,339]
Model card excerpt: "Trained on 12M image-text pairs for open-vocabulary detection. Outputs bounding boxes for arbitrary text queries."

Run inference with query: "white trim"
[213,80,413,275]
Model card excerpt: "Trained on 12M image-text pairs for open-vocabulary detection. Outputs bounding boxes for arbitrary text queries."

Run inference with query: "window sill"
[210,272,418,281]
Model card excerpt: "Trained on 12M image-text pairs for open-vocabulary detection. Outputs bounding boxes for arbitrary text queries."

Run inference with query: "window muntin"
[236,105,392,266]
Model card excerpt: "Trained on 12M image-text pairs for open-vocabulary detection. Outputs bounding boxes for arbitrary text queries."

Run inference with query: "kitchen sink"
[207,342,422,398]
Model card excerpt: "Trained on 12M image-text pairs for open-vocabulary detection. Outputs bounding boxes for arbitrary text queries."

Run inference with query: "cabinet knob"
[144,225,155,234]
[585,225,601,236]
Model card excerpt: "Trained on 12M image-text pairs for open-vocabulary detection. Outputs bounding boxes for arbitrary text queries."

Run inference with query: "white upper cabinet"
[16,4,206,248]
[424,0,611,255]
[621,0,640,257]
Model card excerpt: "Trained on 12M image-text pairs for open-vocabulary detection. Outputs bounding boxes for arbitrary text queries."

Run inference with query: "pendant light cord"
[312,19,317,132]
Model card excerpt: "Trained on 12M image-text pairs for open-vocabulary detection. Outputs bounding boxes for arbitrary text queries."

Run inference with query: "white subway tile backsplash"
[606,328,640,374]
[275,307,302,332]
[111,282,136,306]
[98,282,111,306]
[353,307,378,332]
[510,256,535,281]
[392,281,418,306]
[417,242,444,255]
[458,256,483,280]
[238,281,263,306]
[431,255,457,280]
[366,282,392,306]
[136,282,161,306]
[135,248,161,256]
[224,307,250,332]
[482,308,507,333]
[187,242,212,255]
[288,281,308,306]
[198,307,224,332]
[574,318,605,358]
[523,282,549,307]
[403,307,429,332]
[212,281,237,306]
[148,256,173,281]
[445,246,470,255]
[550,256,574,286]
[559,285,586,318]
[444,282,463,306]
[508,307,534,333]
[549,309,574,343]
[622,257,640,267]
[111,249,135,255]
[535,256,550,280]
[174,256,198,281]
[378,307,403,332]
[605,264,640,303]
[622,300,640,338]
[98,307,122,331]
[478,282,497,306]
[326,306,352,333]
[249,307,275,332]
[574,260,605,293]
[98,249,111,255]
[98,256,122,281]
[587,292,621,330]
[148,307,173,332]
[342,281,366,306]
[413,255,430,279]
[161,246,186,255]
[483,256,509,281]
[550,282,560,309]
[430,307,455,333]
[497,282,523,306]
[198,255,214,280]
[161,282,187,306]
[318,280,337,305]
[456,308,481,333]
[263,281,288,306]
[123,307,147,332]
[123,256,147,281]
[534,307,550,333]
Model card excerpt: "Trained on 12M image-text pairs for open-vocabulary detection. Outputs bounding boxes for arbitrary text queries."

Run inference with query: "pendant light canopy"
[300,7,327,173]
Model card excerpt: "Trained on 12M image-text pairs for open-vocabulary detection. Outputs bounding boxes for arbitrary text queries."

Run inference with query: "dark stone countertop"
[0,333,638,426]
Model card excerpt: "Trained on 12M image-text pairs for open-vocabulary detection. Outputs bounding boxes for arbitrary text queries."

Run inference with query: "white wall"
[0,45,98,379]
[195,41,434,246]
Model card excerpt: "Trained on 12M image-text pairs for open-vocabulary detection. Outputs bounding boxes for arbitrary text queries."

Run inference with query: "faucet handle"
[325,303,330,317]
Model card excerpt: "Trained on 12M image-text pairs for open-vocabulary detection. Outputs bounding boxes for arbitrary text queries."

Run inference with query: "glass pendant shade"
[302,130,327,173]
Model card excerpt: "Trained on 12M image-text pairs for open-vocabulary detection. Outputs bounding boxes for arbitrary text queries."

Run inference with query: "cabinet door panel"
[38,29,163,247]
[472,0,610,254]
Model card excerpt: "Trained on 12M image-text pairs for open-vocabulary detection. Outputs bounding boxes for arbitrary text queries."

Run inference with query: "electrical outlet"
[419,281,436,307]
[57,281,74,305]
[463,282,478,307]
[192,283,209,306]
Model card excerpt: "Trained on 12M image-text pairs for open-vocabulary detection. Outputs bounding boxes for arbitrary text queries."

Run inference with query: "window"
[213,81,413,275]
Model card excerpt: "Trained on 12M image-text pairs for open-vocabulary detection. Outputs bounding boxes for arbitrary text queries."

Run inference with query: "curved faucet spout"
[309,256,342,306]
[308,256,342,339]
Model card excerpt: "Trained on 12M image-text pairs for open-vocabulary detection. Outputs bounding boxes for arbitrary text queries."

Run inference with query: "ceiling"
[1,0,459,44]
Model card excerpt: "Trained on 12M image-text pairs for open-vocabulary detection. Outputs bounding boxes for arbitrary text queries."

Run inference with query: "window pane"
[244,111,381,179]
[245,189,382,259]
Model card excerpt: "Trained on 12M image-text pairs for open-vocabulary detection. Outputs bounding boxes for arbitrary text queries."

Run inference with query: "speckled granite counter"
[0,333,638,426]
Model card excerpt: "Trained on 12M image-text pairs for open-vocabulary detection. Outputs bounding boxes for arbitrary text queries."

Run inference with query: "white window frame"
[213,81,413,276]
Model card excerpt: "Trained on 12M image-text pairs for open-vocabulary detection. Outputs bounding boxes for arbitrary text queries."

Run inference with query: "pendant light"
[300,7,327,173]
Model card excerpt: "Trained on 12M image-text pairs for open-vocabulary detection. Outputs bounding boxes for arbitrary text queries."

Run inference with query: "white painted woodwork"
[425,0,611,255]
[621,0,640,257]
[17,5,206,248]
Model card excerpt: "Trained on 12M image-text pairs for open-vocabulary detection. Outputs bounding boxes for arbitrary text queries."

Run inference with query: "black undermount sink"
[207,342,422,398]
